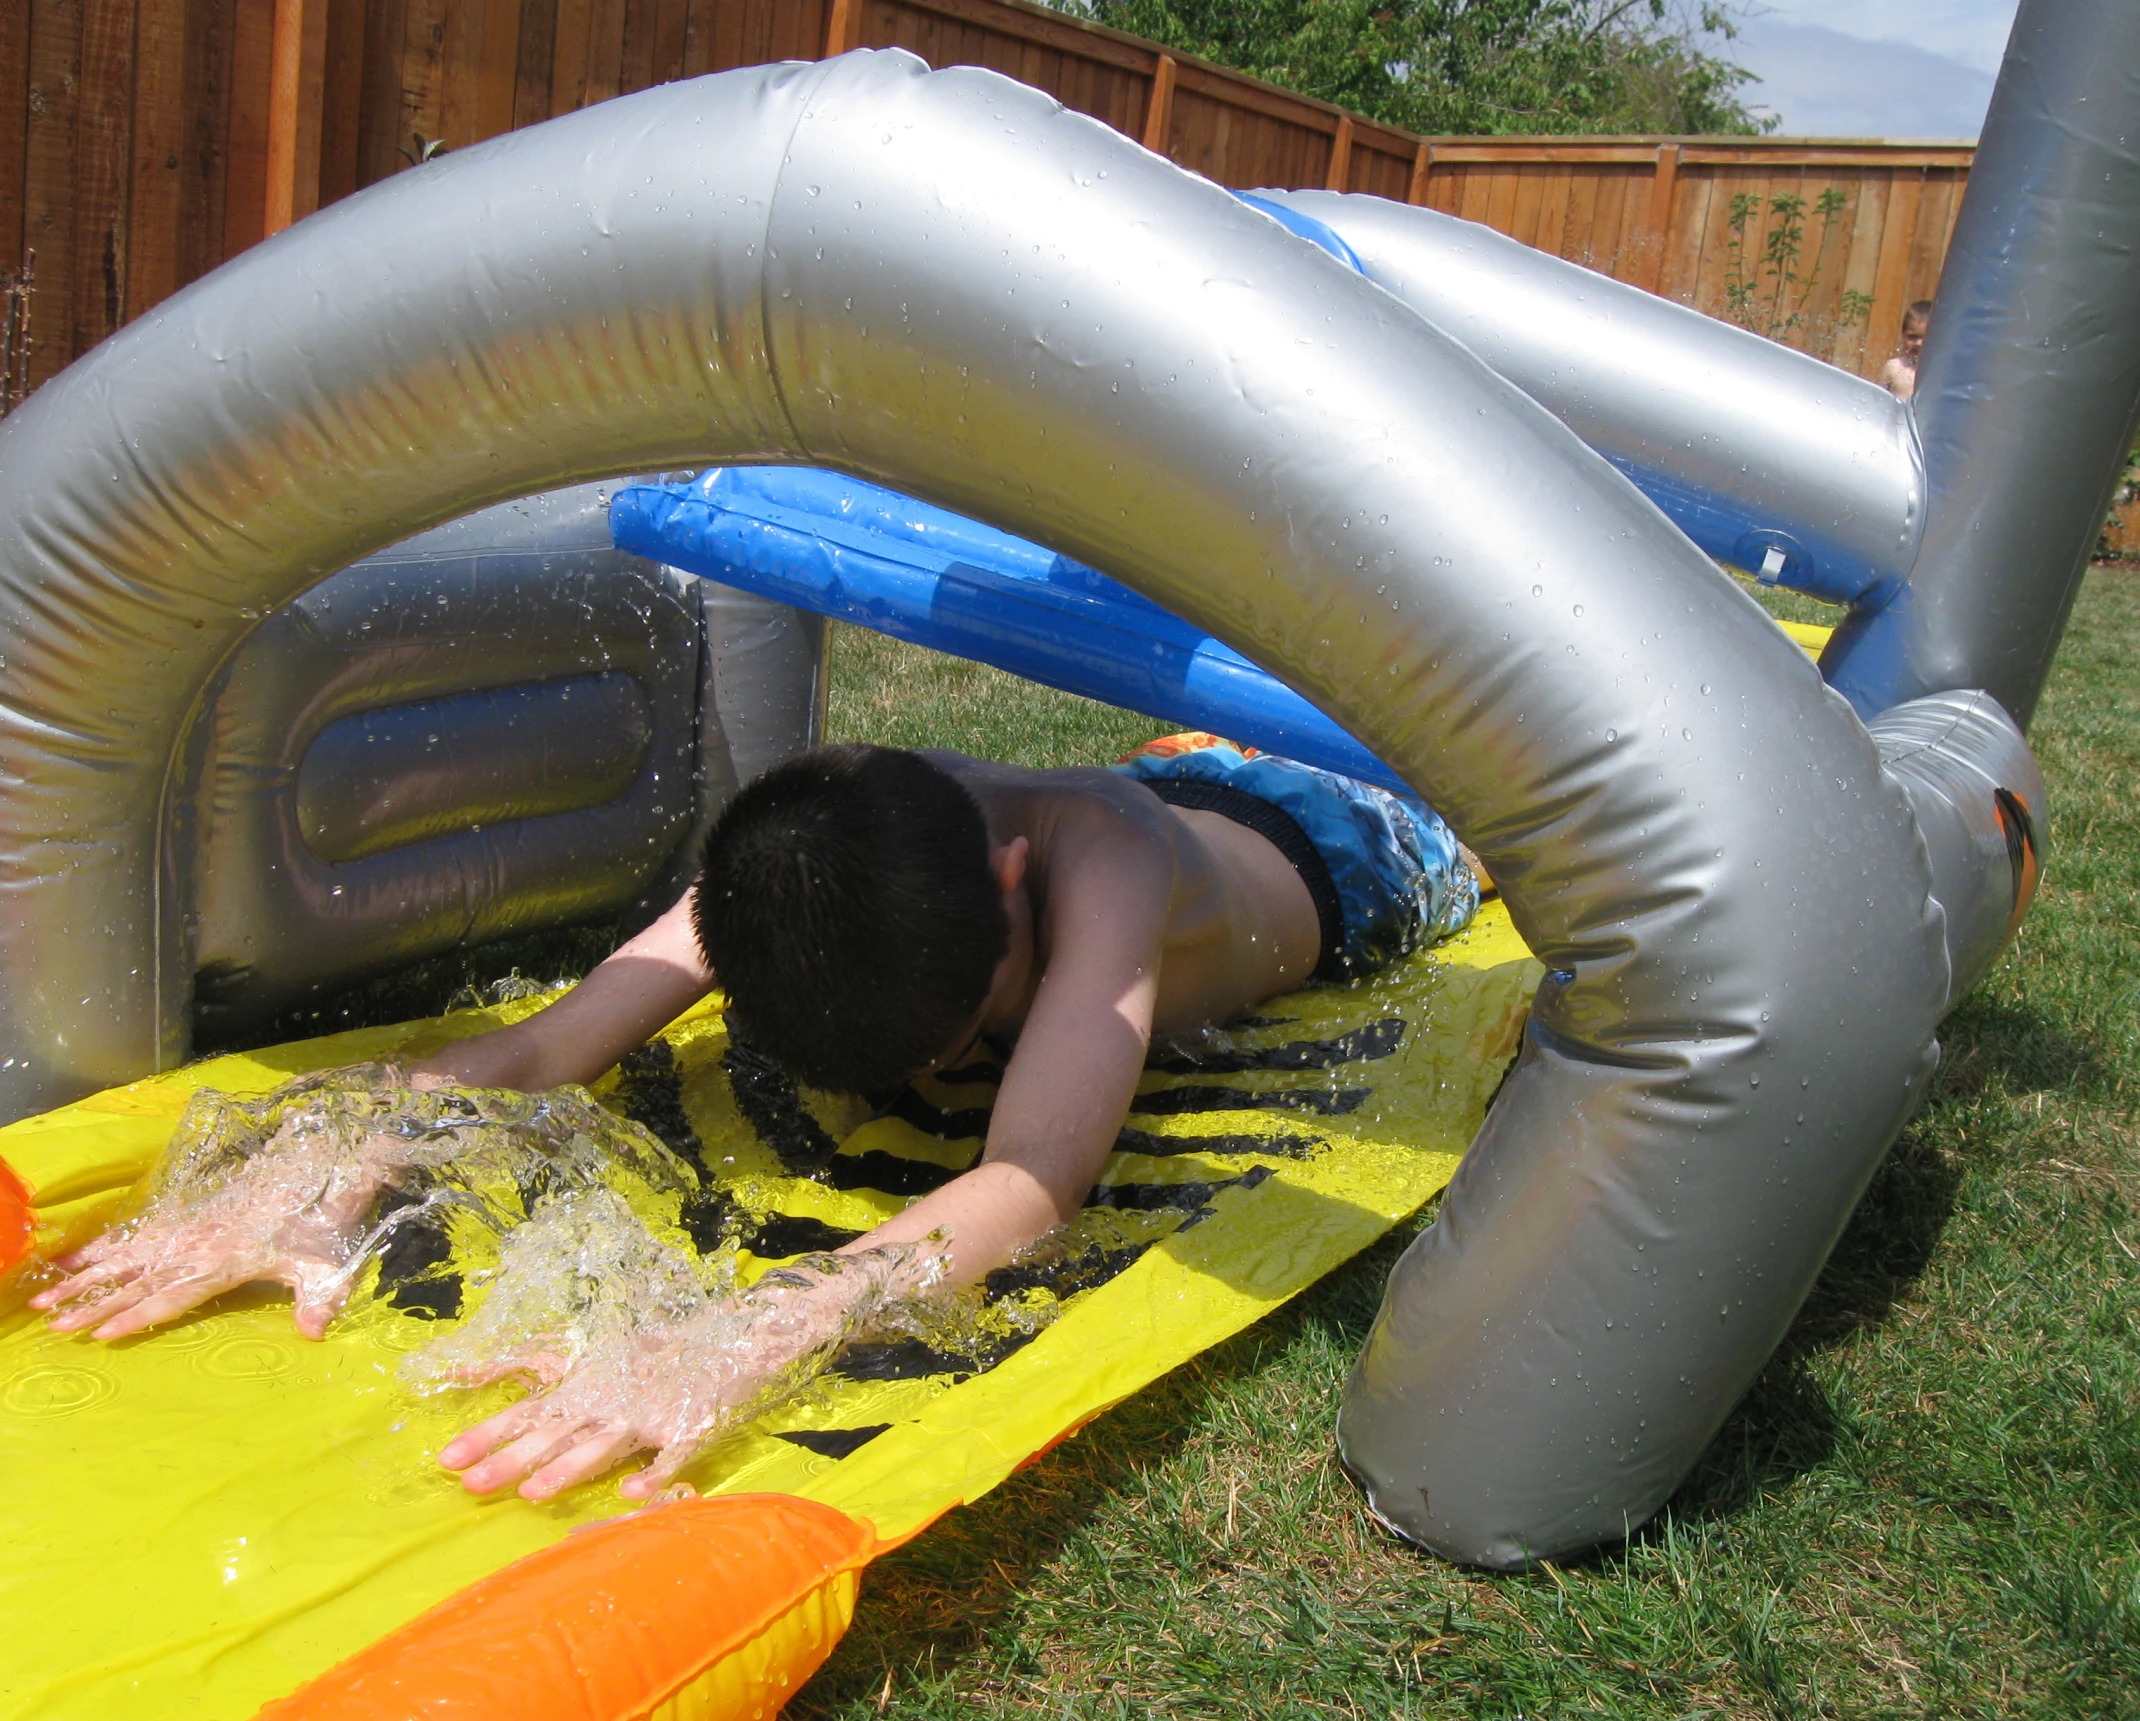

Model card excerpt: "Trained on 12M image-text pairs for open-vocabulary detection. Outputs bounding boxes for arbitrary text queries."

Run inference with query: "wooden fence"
[6,0,1972,400]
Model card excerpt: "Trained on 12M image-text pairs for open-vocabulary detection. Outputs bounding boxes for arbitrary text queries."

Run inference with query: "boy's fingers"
[438,1400,544,1472]
[520,1427,637,1501]
[617,1443,691,1501]
[42,1275,155,1332]
[457,1422,586,1496]
[290,1275,351,1342]
[31,1259,140,1311]
[89,1270,239,1340]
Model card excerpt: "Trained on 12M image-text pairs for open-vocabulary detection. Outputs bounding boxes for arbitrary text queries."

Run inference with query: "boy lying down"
[33,736,1476,1501]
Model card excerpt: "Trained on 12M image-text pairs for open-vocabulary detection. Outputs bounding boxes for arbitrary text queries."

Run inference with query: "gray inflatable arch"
[0,51,1960,1565]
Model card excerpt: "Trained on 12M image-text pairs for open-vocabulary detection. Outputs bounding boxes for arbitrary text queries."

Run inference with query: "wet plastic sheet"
[0,905,1538,1720]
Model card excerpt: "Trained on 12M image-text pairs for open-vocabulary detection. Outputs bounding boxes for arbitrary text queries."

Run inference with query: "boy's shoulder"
[923,750,1178,863]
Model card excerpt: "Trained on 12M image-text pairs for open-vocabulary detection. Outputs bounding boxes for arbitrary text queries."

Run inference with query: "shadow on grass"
[1931,991,2109,1102]
[790,1226,1408,1714]
[1659,1123,1962,1529]
[1660,988,2101,1529]
[790,1345,1225,1712]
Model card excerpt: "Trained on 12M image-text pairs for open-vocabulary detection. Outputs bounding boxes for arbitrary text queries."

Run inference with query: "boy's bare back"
[926,751,1324,1040]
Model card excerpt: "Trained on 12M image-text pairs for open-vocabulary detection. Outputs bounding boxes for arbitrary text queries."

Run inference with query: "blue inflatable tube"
[609,467,1409,794]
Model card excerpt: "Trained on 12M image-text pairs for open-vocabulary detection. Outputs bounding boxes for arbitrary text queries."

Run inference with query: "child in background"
[34,737,1476,1502]
[1881,300,1932,401]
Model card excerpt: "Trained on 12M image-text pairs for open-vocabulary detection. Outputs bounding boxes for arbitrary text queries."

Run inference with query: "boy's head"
[693,745,1010,1099]
[1901,300,1932,357]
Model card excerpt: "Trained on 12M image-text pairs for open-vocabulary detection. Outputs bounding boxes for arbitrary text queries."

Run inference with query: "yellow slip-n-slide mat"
[0,904,1540,1721]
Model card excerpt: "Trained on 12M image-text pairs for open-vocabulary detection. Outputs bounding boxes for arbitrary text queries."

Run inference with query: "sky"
[1721,1,2020,139]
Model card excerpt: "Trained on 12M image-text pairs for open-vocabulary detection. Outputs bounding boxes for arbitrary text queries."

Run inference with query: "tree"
[1049,1,1768,136]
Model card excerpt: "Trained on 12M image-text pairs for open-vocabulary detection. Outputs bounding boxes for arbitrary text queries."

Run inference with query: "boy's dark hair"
[693,745,1009,1098]
[1905,299,1934,326]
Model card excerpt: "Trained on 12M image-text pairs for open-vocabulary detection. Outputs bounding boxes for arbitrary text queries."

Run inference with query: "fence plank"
[548,0,592,112]
[473,0,523,140]
[315,0,368,205]
[221,0,272,254]
[1909,170,1960,306]
[644,0,688,86]
[0,0,28,285]
[73,0,134,356]
[175,0,233,287]
[512,0,554,123]
[1508,162,1545,248]
[127,0,187,319]
[823,0,862,56]
[617,0,660,94]
[264,0,330,230]
[25,0,85,387]
[580,0,629,105]
[1831,169,1889,376]
[1866,169,1924,376]
[354,0,407,184]
[395,0,447,156]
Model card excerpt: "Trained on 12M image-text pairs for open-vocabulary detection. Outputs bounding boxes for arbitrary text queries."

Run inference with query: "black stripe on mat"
[1144,1018,1407,1074]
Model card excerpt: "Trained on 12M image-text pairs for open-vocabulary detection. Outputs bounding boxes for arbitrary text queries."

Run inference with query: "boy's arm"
[845,815,1168,1279]
[412,889,716,1091]
[36,893,720,1342]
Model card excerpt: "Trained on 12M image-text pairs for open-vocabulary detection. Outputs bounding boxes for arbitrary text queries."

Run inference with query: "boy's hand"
[439,1264,889,1500]
[28,1137,381,1340]
[437,1327,747,1501]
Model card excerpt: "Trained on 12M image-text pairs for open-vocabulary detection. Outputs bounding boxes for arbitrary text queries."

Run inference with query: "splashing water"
[59,1065,694,1333]
[403,1187,955,1489]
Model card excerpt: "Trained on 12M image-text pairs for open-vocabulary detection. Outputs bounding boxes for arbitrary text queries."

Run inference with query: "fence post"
[264,0,328,236]
[1636,141,1680,294]
[1407,142,1433,206]
[1325,114,1354,191]
[1143,53,1177,154]
[824,0,865,57]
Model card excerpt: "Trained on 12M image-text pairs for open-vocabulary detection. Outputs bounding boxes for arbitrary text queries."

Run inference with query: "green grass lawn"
[785,585,2139,1719]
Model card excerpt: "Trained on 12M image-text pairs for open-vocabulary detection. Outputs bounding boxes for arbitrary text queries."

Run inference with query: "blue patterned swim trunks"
[1114,733,1478,982]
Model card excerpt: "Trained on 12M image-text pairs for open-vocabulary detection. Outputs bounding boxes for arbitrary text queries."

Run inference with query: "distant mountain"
[1733,17,1998,139]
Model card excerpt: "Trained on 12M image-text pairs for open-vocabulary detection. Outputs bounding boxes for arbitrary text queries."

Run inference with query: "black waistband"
[1143,777,1346,981]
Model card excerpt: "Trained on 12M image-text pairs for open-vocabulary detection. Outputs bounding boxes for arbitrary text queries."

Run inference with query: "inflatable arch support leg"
[0,51,1954,1564]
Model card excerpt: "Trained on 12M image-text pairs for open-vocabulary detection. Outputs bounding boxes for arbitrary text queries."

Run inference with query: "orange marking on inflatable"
[0,1155,33,1277]
[255,1493,877,1721]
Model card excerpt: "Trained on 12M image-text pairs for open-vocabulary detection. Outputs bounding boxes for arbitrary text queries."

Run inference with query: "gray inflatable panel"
[0,51,1970,1564]
[186,483,707,1034]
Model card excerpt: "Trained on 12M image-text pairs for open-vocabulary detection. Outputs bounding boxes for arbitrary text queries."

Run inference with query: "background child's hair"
[693,744,1010,1099]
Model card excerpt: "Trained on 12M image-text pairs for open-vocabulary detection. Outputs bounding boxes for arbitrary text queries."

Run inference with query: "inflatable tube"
[1259,189,1926,608]
[615,467,1833,789]
[614,466,1408,791]
[0,916,1541,1717]
[0,47,1955,1577]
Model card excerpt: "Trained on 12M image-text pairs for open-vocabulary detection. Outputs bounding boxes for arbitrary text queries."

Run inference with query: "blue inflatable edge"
[609,467,1411,798]
[1232,193,1366,274]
